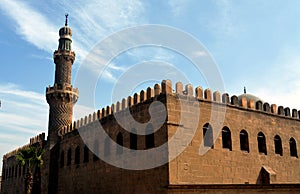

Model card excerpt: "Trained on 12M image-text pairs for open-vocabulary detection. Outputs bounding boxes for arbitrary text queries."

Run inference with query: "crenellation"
[111,103,116,113]
[278,106,284,116]
[185,84,193,96]
[175,82,183,94]
[122,98,127,109]
[106,106,111,115]
[73,121,77,130]
[222,93,229,104]
[128,96,133,106]
[213,91,221,102]
[79,118,84,127]
[147,87,154,99]
[93,112,97,121]
[88,114,92,123]
[116,101,121,112]
[97,110,101,119]
[134,93,140,104]
[4,133,45,159]
[248,99,255,109]
[204,88,212,100]
[240,96,247,108]
[54,82,300,139]
[271,104,277,114]
[231,95,238,106]
[140,90,146,102]
[162,79,172,94]
[154,84,161,96]
[292,109,298,118]
[102,108,106,118]
[195,86,203,99]
[263,102,270,112]
[284,107,291,117]
[66,125,69,133]
[256,101,263,111]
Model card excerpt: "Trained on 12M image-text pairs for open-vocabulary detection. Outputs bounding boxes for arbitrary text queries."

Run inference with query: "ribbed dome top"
[57,14,72,51]
[59,26,72,37]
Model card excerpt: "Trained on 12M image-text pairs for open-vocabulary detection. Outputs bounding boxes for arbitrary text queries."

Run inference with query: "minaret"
[46,14,78,143]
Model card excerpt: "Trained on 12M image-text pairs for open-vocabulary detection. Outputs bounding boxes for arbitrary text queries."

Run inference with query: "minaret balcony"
[46,83,78,103]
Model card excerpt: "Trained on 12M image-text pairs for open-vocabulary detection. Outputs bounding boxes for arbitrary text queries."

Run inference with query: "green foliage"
[15,146,45,170]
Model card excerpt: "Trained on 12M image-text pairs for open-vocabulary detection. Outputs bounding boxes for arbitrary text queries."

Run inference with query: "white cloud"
[0,0,57,52]
[0,83,48,134]
[0,83,48,172]
[0,0,146,81]
[252,50,300,110]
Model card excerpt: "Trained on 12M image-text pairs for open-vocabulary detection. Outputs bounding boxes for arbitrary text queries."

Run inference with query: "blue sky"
[0,0,300,171]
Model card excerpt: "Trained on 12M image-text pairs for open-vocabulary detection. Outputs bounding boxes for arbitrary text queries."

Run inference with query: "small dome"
[238,93,263,103]
[59,26,72,37]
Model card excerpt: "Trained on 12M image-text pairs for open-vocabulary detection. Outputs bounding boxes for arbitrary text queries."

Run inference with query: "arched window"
[222,127,232,151]
[12,166,14,178]
[257,132,267,155]
[83,145,89,163]
[23,166,26,176]
[116,132,123,155]
[18,165,21,177]
[130,128,137,150]
[145,124,155,149]
[274,135,283,156]
[67,148,72,166]
[93,140,99,161]
[75,146,80,164]
[240,130,249,152]
[14,165,17,177]
[203,123,214,148]
[290,137,298,158]
[60,151,64,167]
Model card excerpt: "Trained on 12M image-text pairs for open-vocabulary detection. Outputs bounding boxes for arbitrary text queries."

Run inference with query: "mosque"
[1,17,300,194]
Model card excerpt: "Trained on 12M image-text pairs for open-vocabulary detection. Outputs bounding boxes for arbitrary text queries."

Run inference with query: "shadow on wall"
[256,166,276,184]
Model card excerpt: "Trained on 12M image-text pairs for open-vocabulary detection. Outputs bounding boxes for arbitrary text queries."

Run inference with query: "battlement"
[3,133,45,159]
[46,83,78,94]
[58,80,300,136]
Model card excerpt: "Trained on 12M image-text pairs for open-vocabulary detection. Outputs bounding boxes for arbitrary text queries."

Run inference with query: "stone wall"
[166,89,300,185]
[55,94,169,194]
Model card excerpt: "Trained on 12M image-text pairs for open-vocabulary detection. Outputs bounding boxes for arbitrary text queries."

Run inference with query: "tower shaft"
[46,17,78,140]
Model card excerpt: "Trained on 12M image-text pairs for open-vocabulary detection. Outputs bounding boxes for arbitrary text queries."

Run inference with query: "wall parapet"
[3,133,45,159]
[59,80,300,136]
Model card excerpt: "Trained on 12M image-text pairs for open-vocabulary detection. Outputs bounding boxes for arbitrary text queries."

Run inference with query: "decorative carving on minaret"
[46,15,78,140]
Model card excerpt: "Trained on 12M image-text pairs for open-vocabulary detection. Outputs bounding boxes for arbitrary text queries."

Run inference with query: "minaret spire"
[65,13,68,26]
[46,15,78,143]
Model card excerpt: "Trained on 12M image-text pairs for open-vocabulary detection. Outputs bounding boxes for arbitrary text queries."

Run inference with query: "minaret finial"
[65,13,69,26]
[244,86,246,94]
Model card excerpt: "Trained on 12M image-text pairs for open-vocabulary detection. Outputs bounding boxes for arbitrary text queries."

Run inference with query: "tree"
[15,146,45,194]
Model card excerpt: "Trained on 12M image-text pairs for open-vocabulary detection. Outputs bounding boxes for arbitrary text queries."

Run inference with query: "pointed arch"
[240,130,249,152]
[290,137,298,158]
[60,151,64,167]
[93,140,100,161]
[257,132,267,155]
[130,128,137,150]
[203,123,214,148]
[83,145,89,163]
[67,148,72,166]
[145,124,155,149]
[222,126,232,151]
[274,135,283,156]
[75,146,80,164]
[116,132,123,154]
